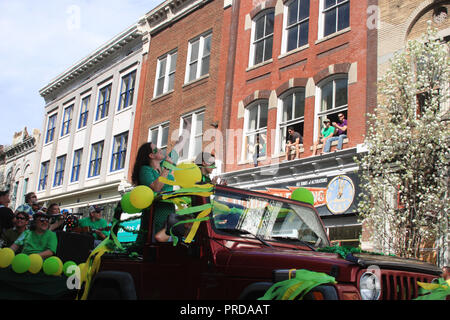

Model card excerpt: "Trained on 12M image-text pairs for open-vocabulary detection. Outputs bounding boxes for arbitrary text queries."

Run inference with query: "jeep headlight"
[359,272,381,300]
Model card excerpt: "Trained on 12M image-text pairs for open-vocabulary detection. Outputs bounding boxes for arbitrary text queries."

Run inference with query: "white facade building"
[1,127,41,210]
[35,25,143,219]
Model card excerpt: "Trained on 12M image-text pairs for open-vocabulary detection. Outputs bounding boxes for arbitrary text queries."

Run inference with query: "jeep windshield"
[210,188,330,248]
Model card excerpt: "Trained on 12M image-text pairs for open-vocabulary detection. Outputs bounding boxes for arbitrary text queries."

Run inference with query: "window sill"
[309,138,349,151]
[182,74,209,89]
[93,116,108,125]
[152,90,174,102]
[278,44,310,60]
[246,58,273,72]
[76,126,87,134]
[116,105,133,116]
[315,27,351,45]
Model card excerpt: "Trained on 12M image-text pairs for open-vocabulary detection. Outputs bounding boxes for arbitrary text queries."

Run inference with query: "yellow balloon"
[129,185,154,209]
[0,248,15,268]
[173,163,202,187]
[28,254,43,274]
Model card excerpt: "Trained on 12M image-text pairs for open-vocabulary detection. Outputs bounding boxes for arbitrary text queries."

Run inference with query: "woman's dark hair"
[132,142,153,186]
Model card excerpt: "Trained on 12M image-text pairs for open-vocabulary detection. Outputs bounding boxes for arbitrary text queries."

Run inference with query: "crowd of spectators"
[0,189,108,258]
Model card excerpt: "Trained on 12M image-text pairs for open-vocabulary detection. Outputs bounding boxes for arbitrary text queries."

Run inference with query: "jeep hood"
[222,245,442,279]
[352,253,442,276]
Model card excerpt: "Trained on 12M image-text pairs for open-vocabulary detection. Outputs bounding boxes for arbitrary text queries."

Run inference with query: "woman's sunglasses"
[16,216,28,221]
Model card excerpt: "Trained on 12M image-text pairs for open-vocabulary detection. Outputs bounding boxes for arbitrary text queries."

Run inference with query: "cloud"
[0,0,159,145]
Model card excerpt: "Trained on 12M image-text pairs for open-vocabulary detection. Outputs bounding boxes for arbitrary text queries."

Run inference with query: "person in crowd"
[0,189,14,236]
[1,205,29,247]
[78,205,109,246]
[323,113,348,154]
[312,118,335,156]
[10,211,57,259]
[285,127,302,161]
[131,120,190,243]
[23,192,38,216]
[195,152,216,184]
[47,203,65,231]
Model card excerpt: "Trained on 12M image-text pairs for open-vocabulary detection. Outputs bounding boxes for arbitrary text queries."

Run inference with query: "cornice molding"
[39,25,142,98]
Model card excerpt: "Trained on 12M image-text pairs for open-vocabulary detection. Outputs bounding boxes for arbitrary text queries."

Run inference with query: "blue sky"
[0,0,160,145]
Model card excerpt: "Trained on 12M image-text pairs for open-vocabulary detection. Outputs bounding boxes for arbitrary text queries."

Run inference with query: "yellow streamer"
[184,207,212,243]
[281,282,304,300]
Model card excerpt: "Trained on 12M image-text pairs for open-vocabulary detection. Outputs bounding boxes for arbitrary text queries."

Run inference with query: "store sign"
[254,172,361,216]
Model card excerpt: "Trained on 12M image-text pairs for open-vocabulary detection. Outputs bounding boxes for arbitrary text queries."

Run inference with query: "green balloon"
[291,188,315,206]
[63,261,77,277]
[11,253,31,274]
[121,192,141,214]
[43,257,60,275]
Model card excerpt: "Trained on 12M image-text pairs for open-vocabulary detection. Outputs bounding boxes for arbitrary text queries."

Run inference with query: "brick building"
[217,0,377,246]
[129,0,226,174]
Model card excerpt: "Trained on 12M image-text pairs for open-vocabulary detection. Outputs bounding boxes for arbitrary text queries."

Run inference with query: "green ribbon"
[258,269,336,300]
[317,244,393,259]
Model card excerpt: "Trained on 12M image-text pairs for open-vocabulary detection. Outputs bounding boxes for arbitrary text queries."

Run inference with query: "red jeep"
[89,185,442,300]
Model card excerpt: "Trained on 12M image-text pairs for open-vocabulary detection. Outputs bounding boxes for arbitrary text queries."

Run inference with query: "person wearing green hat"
[10,211,57,259]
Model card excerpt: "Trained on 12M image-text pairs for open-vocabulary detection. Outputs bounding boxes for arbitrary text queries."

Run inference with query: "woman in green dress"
[131,121,190,243]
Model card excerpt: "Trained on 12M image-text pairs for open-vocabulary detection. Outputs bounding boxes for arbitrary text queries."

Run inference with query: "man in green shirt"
[78,205,108,239]
[78,205,109,245]
[11,211,57,259]
[312,118,335,156]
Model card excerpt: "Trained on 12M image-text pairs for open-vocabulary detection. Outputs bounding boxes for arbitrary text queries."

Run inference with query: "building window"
[61,105,73,136]
[45,114,57,144]
[38,161,50,191]
[111,132,128,171]
[22,178,28,204]
[155,50,177,97]
[243,100,268,162]
[284,0,310,53]
[179,111,204,161]
[53,155,66,187]
[316,75,348,137]
[88,141,104,178]
[148,122,170,156]
[118,71,136,111]
[186,32,212,83]
[251,10,274,66]
[321,0,349,38]
[71,149,83,183]
[277,89,305,154]
[78,96,90,129]
[96,84,111,121]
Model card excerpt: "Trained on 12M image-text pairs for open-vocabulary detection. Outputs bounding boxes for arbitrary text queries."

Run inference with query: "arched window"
[283,0,310,53]
[277,88,305,154]
[315,74,348,139]
[250,10,274,66]
[243,100,268,162]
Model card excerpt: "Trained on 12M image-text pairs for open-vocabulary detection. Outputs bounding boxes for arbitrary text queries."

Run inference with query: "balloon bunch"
[0,247,83,278]
[120,185,154,214]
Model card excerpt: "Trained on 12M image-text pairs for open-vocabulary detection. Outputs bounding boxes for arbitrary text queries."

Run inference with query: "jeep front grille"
[380,271,434,300]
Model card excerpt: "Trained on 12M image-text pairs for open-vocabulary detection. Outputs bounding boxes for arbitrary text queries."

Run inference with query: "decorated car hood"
[352,253,442,276]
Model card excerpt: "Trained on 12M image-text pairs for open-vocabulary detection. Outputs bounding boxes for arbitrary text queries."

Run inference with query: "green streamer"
[258,269,336,300]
